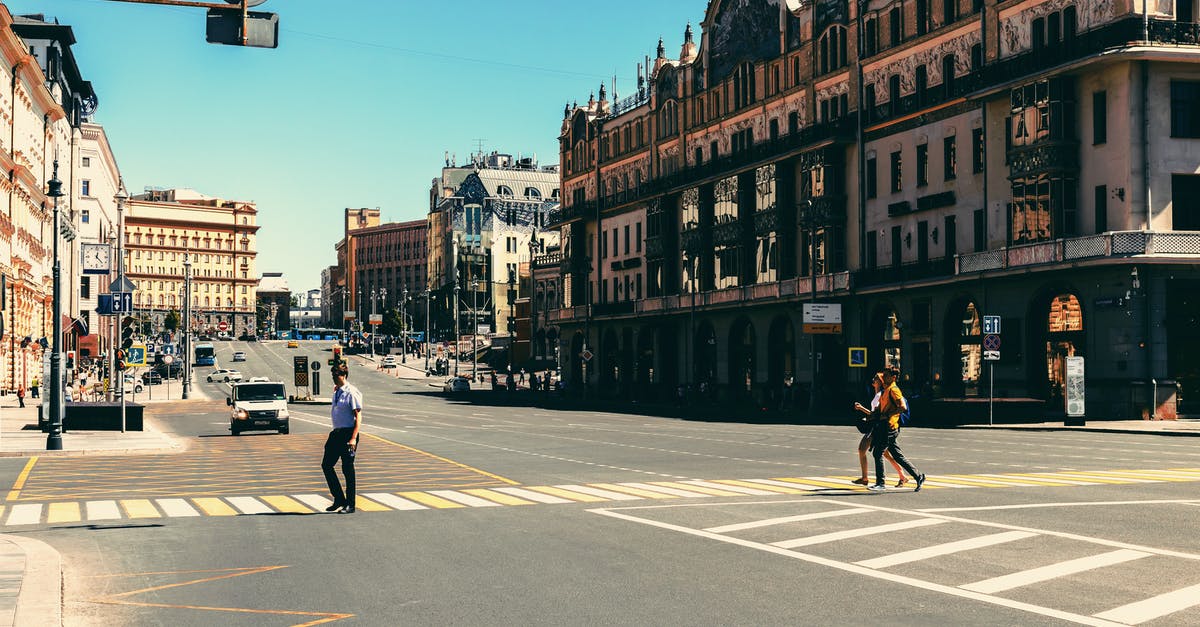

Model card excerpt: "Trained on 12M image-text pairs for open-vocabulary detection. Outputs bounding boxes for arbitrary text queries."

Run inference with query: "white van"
[227,381,290,435]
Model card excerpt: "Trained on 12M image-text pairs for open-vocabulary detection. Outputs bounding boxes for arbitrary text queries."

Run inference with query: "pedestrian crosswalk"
[3,467,1199,527]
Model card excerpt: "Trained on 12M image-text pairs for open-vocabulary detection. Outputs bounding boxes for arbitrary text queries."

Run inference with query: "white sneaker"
[867,484,887,492]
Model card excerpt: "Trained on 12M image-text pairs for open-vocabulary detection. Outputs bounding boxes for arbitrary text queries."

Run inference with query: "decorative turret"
[597,83,610,115]
[564,102,571,119]
[680,23,698,63]
[587,92,596,112]
[653,36,671,73]
[657,37,666,60]
[637,63,645,96]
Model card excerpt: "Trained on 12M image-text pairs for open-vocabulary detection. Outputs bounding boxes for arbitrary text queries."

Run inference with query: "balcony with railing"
[854,257,957,288]
[955,231,1200,275]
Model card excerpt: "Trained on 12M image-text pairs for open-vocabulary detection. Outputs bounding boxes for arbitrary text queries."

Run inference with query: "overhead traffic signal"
[206,7,278,49]
[121,316,136,350]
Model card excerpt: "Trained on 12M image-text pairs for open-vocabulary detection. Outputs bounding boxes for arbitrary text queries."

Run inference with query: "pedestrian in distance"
[323,364,361,514]
[852,372,908,487]
[868,366,926,492]
[16,386,25,408]
[30,377,39,399]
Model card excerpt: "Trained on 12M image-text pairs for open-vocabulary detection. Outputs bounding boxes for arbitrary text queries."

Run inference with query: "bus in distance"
[194,342,216,366]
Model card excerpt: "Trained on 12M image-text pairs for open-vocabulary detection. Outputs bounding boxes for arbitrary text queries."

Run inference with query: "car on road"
[443,376,471,394]
[380,355,397,368]
[286,340,299,348]
[232,351,247,362]
[122,375,144,394]
[207,369,243,383]
[154,362,184,379]
[141,371,164,386]
[227,381,290,435]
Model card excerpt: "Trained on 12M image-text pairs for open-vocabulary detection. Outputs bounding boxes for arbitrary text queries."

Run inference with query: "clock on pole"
[81,243,112,275]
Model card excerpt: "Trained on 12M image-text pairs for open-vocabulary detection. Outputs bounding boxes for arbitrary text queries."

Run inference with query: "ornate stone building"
[124,189,259,338]
[550,0,1200,420]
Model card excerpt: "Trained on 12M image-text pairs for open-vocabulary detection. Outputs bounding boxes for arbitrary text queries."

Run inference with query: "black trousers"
[322,428,356,507]
[872,426,920,485]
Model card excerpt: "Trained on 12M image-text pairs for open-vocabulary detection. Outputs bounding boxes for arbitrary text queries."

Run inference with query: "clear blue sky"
[14,0,706,294]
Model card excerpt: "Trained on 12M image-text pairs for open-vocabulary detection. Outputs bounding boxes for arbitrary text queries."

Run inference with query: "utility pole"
[182,252,192,400]
[453,280,460,377]
[369,288,377,358]
[46,161,65,450]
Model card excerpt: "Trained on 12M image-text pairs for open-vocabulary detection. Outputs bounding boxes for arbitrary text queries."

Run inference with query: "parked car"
[380,355,397,369]
[442,377,471,394]
[286,340,299,348]
[155,362,184,379]
[232,351,247,362]
[122,375,144,394]
[207,369,243,383]
[141,371,164,386]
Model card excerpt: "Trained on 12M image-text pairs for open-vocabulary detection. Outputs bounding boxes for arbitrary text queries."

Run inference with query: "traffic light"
[116,349,126,372]
[328,346,345,368]
[121,316,136,350]
[206,7,279,48]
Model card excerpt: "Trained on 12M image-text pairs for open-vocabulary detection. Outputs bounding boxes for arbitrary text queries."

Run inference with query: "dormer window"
[497,185,514,198]
[524,187,542,200]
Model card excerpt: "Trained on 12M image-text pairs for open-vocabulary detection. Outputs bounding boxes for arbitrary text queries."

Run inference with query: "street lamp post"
[528,229,540,364]
[46,160,66,450]
[470,279,479,379]
[116,182,128,431]
[182,252,192,400]
[379,288,387,355]
[453,280,460,377]
[423,290,431,372]
[401,287,408,364]
[369,288,377,358]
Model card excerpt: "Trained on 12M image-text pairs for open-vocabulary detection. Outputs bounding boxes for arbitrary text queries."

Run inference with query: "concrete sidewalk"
[0,534,61,627]
[957,418,1200,436]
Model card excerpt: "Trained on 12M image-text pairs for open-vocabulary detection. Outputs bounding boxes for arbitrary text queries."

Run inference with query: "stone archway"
[942,297,982,398]
[768,315,796,408]
[636,326,656,400]
[728,317,757,401]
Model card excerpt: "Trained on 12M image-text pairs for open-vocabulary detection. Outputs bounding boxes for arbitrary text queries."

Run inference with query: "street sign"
[580,349,593,362]
[97,292,134,315]
[127,344,147,367]
[162,354,175,365]
[311,361,321,371]
[369,314,383,326]
[294,356,309,387]
[983,315,1002,335]
[803,303,843,334]
[343,312,357,320]
[217,321,229,332]
[983,334,1001,351]
[984,350,1000,361]
[848,347,867,368]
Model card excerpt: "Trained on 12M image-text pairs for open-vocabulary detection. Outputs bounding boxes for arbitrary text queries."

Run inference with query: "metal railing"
[956,231,1200,274]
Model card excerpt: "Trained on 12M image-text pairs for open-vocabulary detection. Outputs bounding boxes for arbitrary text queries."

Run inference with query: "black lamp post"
[46,161,66,450]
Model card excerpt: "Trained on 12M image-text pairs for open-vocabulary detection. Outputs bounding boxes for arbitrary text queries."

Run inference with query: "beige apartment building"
[550,0,1200,420]
[124,189,259,337]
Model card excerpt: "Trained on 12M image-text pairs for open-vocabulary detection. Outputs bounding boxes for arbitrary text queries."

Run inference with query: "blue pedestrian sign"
[848,347,867,368]
[126,345,147,367]
[983,315,1001,335]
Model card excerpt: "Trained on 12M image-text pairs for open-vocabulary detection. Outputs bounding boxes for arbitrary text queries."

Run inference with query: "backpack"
[899,408,911,427]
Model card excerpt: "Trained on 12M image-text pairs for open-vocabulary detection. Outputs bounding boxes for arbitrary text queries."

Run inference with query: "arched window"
[496,185,514,198]
[959,302,982,394]
[524,187,541,200]
[1046,293,1085,401]
[733,62,756,109]
[818,26,848,75]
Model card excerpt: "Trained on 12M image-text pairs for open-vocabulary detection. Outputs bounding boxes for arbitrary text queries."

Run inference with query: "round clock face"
[84,245,111,269]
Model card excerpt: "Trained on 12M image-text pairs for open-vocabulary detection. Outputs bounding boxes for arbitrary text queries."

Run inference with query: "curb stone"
[5,535,61,627]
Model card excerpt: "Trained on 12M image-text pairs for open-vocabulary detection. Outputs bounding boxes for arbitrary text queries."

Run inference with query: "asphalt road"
[4,340,1200,626]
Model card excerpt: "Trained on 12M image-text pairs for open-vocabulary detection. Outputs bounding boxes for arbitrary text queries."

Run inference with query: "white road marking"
[363,493,428,510]
[156,498,200,517]
[494,487,573,504]
[1093,581,1200,624]
[961,549,1151,594]
[85,501,121,521]
[682,480,777,496]
[555,485,641,501]
[427,490,501,507]
[5,504,42,526]
[226,496,273,515]
[919,498,1200,513]
[705,508,873,534]
[856,531,1038,569]
[620,482,715,498]
[772,518,947,549]
[293,494,337,511]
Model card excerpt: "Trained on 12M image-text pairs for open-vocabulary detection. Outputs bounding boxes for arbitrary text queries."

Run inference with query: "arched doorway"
[728,318,756,400]
[767,315,796,407]
[1044,293,1085,407]
[602,328,620,393]
[636,327,656,401]
[693,321,717,395]
[943,298,982,397]
[869,305,902,374]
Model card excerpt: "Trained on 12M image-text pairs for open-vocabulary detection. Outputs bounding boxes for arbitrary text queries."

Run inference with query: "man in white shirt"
[323,365,362,513]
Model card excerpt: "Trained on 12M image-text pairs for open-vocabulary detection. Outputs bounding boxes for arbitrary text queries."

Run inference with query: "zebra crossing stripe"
[259,496,311,514]
[772,477,865,491]
[717,479,809,494]
[428,490,502,508]
[1102,470,1199,482]
[293,494,337,511]
[120,499,161,518]
[1002,474,1098,486]
[85,500,121,521]
[6,504,41,526]
[621,483,715,498]
[364,493,428,510]
[1093,581,1200,624]
[397,491,465,509]
[1054,471,1158,484]
[350,495,391,512]
[589,483,680,499]
[226,497,272,515]
[192,497,238,516]
[493,487,574,504]
[460,488,535,506]
[683,480,781,496]
[523,486,609,503]
[47,502,80,524]
[654,481,743,497]
[556,485,642,501]
[961,549,1151,594]
[156,499,200,517]
[855,531,1038,569]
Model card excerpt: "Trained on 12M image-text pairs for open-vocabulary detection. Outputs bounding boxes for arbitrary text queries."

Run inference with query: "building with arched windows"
[123,189,259,338]
[549,0,1200,420]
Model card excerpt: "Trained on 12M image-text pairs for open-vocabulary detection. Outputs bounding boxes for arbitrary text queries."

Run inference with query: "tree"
[164,309,180,333]
[289,293,299,308]
[380,307,403,337]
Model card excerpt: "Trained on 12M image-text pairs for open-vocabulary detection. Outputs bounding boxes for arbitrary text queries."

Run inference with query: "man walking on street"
[323,365,361,513]
[870,366,926,492]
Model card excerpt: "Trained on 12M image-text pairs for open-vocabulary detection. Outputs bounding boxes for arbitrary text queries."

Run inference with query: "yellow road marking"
[120,500,161,518]
[461,488,534,505]
[260,496,312,514]
[1100,470,1200,482]
[192,498,238,516]
[6,457,38,501]
[364,434,517,485]
[982,475,1087,487]
[711,479,807,494]
[649,481,739,496]
[47,502,81,524]
[523,486,607,503]
[396,492,464,509]
[1017,473,1132,485]
[350,496,389,512]
[590,483,679,499]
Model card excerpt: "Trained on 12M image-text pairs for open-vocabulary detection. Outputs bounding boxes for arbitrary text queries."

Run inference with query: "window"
[636,222,642,252]
[788,111,800,134]
[890,150,903,193]
[864,18,878,57]
[81,180,91,196]
[81,209,90,223]
[1094,185,1107,233]
[624,225,630,255]
[942,54,957,95]
[80,276,90,299]
[943,0,958,24]
[943,135,957,181]
[524,187,542,199]
[866,157,878,199]
[917,0,930,36]
[970,43,983,71]
[916,144,929,187]
[972,128,985,174]
[497,185,514,198]
[1092,91,1107,144]
[889,7,902,48]
[81,156,90,167]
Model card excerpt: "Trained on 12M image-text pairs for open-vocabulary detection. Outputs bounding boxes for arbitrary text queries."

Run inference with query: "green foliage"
[380,308,404,337]
[164,309,180,332]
